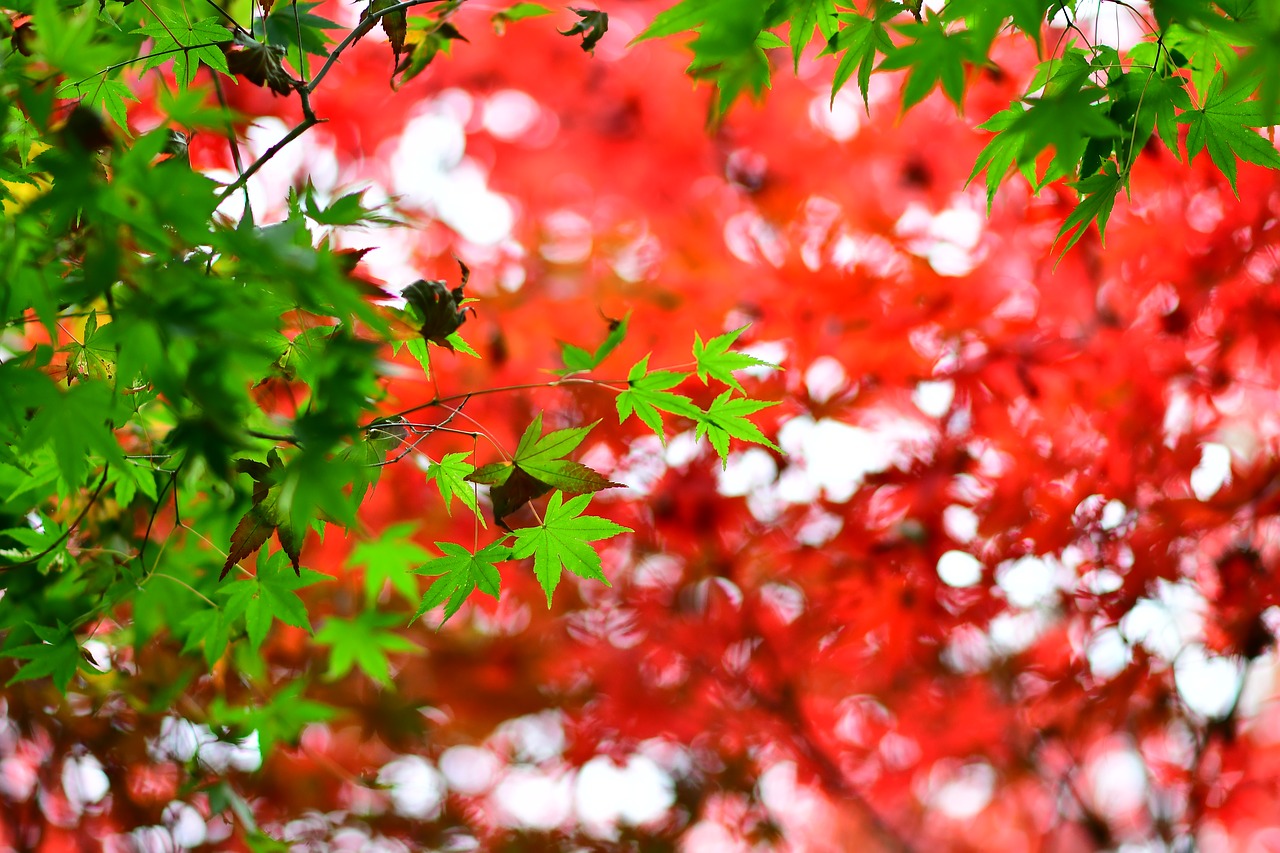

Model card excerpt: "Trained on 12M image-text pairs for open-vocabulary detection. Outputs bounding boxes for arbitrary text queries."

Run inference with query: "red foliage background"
[7,1,1280,849]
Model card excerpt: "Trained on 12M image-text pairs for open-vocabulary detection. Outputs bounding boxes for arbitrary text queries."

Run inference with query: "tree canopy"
[3,0,1280,848]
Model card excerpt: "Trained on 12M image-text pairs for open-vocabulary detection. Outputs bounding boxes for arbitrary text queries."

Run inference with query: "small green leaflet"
[350,522,432,604]
[510,492,631,606]
[134,13,233,88]
[616,354,702,443]
[411,540,510,625]
[424,452,483,522]
[209,682,336,755]
[820,5,901,109]
[1053,159,1123,256]
[787,0,839,70]
[60,79,138,133]
[3,622,83,692]
[466,412,619,524]
[314,610,421,683]
[695,390,781,467]
[879,16,980,111]
[226,549,329,653]
[493,2,553,35]
[1179,73,1280,195]
[556,311,630,375]
[693,325,777,392]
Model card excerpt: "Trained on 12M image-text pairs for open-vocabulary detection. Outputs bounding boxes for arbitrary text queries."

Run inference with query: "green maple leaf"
[616,355,702,443]
[787,0,839,70]
[351,522,433,604]
[492,3,554,35]
[233,550,328,652]
[1179,72,1280,195]
[59,79,138,133]
[1054,159,1124,255]
[424,452,483,522]
[210,682,336,755]
[695,390,781,467]
[510,492,631,606]
[314,610,421,684]
[3,623,83,692]
[135,13,232,87]
[465,413,619,525]
[820,5,900,109]
[556,311,629,375]
[878,14,980,110]
[693,325,778,392]
[411,540,511,625]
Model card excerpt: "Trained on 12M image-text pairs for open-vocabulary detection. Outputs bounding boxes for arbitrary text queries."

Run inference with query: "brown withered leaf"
[226,32,294,97]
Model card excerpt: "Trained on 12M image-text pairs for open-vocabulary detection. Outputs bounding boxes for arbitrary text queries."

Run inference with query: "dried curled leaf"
[226,32,295,97]
[402,258,472,349]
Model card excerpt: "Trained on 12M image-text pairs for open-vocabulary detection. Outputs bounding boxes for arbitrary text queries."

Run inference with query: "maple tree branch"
[384,377,618,422]
[307,0,447,94]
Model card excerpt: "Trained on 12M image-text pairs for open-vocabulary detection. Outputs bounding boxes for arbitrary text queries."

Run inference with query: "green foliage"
[640,0,1280,251]
[510,492,630,606]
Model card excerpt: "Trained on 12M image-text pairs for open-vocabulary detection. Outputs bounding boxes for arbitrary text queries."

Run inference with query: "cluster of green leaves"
[637,0,1280,249]
[0,0,780,739]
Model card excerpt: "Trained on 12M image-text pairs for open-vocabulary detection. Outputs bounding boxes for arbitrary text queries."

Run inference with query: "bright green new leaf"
[424,452,484,522]
[350,522,432,605]
[616,355,702,443]
[556,312,630,375]
[411,540,510,625]
[134,13,233,87]
[879,15,979,110]
[821,6,900,109]
[210,682,336,755]
[695,390,781,467]
[510,492,631,606]
[237,549,329,652]
[493,3,554,35]
[787,0,839,70]
[1179,72,1280,195]
[693,325,777,392]
[1054,159,1124,256]
[3,622,82,692]
[314,610,422,684]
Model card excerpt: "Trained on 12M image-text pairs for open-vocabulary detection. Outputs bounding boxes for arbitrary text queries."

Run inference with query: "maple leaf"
[556,311,629,375]
[424,452,484,523]
[492,3,554,35]
[411,540,511,625]
[693,325,778,392]
[616,355,702,443]
[226,32,295,97]
[1054,159,1124,256]
[509,492,631,606]
[221,451,306,580]
[352,522,433,604]
[561,8,609,52]
[695,390,781,467]
[878,14,981,111]
[228,549,329,653]
[314,611,421,683]
[362,0,408,64]
[134,12,232,87]
[2,623,82,692]
[1179,72,1280,195]
[787,0,839,70]
[820,5,901,109]
[466,413,620,527]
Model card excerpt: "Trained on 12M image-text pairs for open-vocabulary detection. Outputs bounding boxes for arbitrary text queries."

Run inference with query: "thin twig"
[1,467,110,572]
[307,0,446,93]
